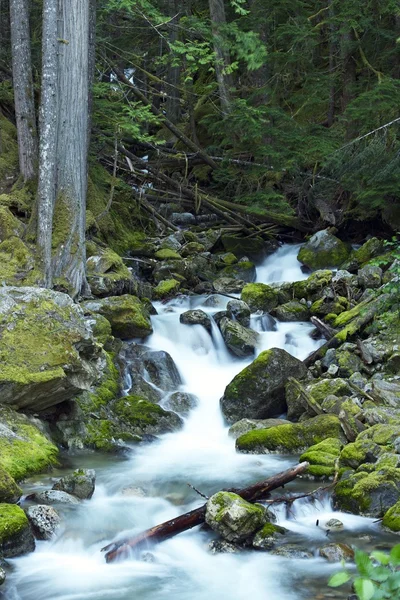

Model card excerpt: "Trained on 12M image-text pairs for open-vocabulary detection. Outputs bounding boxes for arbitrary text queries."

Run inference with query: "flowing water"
[4,245,387,600]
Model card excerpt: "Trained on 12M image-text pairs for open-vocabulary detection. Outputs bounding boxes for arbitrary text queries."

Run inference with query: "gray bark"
[208,0,233,114]
[36,0,58,287]
[9,0,37,180]
[165,0,181,123]
[87,0,96,149]
[53,0,90,297]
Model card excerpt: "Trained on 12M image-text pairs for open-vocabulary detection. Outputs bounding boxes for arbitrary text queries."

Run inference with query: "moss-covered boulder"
[154,279,181,299]
[340,438,383,470]
[252,523,288,550]
[382,501,400,532]
[0,504,35,557]
[274,301,310,322]
[154,248,182,261]
[310,295,349,318]
[300,438,342,478]
[213,277,245,294]
[220,348,307,424]
[0,206,24,241]
[342,238,384,272]
[86,244,134,297]
[240,283,279,313]
[0,406,58,480]
[236,414,343,454]
[113,395,183,435]
[205,491,268,543]
[358,265,382,289]
[220,261,256,283]
[0,287,101,411]
[221,234,275,261]
[181,242,206,257]
[293,270,333,301]
[83,295,153,339]
[228,418,287,439]
[0,467,21,503]
[220,318,259,357]
[297,230,350,269]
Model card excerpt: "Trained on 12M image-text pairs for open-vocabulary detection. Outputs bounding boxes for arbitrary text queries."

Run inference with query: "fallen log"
[102,461,309,563]
[310,316,337,340]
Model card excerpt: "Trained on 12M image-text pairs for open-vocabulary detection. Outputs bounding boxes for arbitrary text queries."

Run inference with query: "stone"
[382,501,400,532]
[221,348,308,424]
[83,295,152,340]
[240,283,279,313]
[180,310,212,333]
[86,244,134,297]
[205,492,268,543]
[274,301,310,322]
[0,503,35,558]
[271,545,313,559]
[154,248,182,261]
[323,518,344,531]
[52,469,96,500]
[343,238,384,271]
[226,299,251,327]
[181,242,206,257]
[300,438,342,478]
[220,261,256,283]
[170,212,196,226]
[112,395,183,435]
[213,277,245,294]
[163,392,198,416]
[297,230,350,269]
[33,490,81,506]
[154,279,181,299]
[0,466,22,503]
[26,505,61,540]
[159,235,182,252]
[252,523,287,550]
[142,350,182,392]
[370,379,400,407]
[236,414,343,454]
[286,377,351,422]
[358,265,382,289]
[0,287,101,412]
[221,234,275,261]
[220,318,259,357]
[293,270,333,301]
[228,418,287,440]
[319,543,354,562]
[208,540,241,554]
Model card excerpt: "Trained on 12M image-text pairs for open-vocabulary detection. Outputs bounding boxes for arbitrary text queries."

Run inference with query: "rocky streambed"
[0,228,399,600]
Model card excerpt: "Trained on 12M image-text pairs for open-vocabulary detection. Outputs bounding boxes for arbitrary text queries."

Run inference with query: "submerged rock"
[26,505,61,540]
[180,309,212,333]
[163,392,198,416]
[205,491,267,543]
[0,504,35,557]
[319,543,354,562]
[220,348,307,424]
[208,540,241,554]
[220,318,259,357]
[271,545,313,559]
[52,469,96,500]
[297,229,350,269]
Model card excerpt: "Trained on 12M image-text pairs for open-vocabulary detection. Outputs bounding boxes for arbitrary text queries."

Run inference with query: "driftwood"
[102,461,309,563]
[310,316,337,340]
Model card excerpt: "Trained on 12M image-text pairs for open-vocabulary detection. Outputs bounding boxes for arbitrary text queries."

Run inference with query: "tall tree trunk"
[53,0,90,297]
[36,0,58,287]
[327,0,336,127]
[87,0,96,150]
[208,0,233,114]
[9,0,37,180]
[165,0,181,123]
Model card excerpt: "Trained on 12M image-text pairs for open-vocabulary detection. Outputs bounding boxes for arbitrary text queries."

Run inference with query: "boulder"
[86,244,134,297]
[297,230,350,269]
[208,540,241,554]
[358,265,382,289]
[181,242,206,257]
[154,279,181,299]
[236,414,343,454]
[228,418,287,440]
[33,490,81,505]
[286,377,350,421]
[52,469,96,500]
[274,301,310,322]
[205,491,268,543]
[252,523,287,550]
[0,504,35,557]
[300,438,342,478]
[163,392,198,416]
[213,277,245,294]
[219,318,259,357]
[0,466,21,503]
[26,505,61,540]
[240,283,279,312]
[180,309,212,333]
[221,234,277,261]
[226,299,251,327]
[293,270,333,301]
[170,212,196,226]
[319,543,354,562]
[382,501,400,532]
[83,295,153,340]
[220,261,256,283]
[112,395,183,435]
[154,248,182,261]
[271,545,313,559]
[343,237,384,271]
[141,350,182,392]
[220,348,308,424]
[0,287,101,411]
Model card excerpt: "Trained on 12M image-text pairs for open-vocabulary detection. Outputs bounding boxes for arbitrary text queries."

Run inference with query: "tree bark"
[36,0,58,287]
[209,0,233,114]
[165,0,181,123]
[87,0,97,150]
[9,0,38,180]
[53,0,90,297]
[102,461,309,562]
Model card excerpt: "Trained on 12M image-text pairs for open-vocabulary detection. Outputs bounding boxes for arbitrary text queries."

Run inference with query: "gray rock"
[226,299,251,327]
[180,310,212,333]
[371,379,400,407]
[319,543,354,562]
[358,265,382,289]
[220,318,259,357]
[33,490,81,505]
[52,469,96,500]
[297,229,350,269]
[205,492,268,543]
[0,505,35,558]
[274,301,310,322]
[322,518,344,531]
[228,418,287,440]
[221,348,308,424]
[252,524,287,550]
[220,261,256,283]
[170,212,196,226]
[26,505,61,540]
[159,235,182,252]
[142,350,182,392]
[83,295,153,340]
[163,391,198,416]
[208,540,241,554]
[271,545,313,559]
[213,277,246,294]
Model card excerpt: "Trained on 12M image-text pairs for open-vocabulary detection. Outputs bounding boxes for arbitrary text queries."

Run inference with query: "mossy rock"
[0,114,19,192]
[86,314,113,347]
[113,395,183,435]
[86,244,134,298]
[0,287,100,411]
[220,261,256,283]
[252,523,288,550]
[0,406,58,481]
[340,438,383,470]
[300,438,342,478]
[0,503,35,558]
[221,234,271,261]
[310,296,349,318]
[154,248,182,261]
[181,242,206,257]
[219,252,238,265]
[236,414,343,454]
[205,491,268,543]
[382,501,400,532]
[0,467,22,503]
[297,230,350,269]
[293,270,333,301]
[83,294,153,339]
[241,283,279,312]
[0,206,24,241]
[286,377,350,421]
[0,237,37,286]
[274,301,310,322]
[220,348,307,424]
[154,279,181,299]
[220,317,259,357]
[342,238,384,271]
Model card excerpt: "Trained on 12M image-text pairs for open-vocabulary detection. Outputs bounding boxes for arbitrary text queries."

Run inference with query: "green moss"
[90,315,113,346]
[300,438,342,477]
[256,523,286,537]
[241,283,278,312]
[298,237,349,269]
[358,423,400,447]
[84,295,153,339]
[310,296,349,317]
[220,252,238,265]
[154,248,182,261]
[85,352,119,413]
[334,468,400,514]
[308,378,350,404]
[113,395,166,427]
[0,467,22,503]
[0,504,29,543]
[293,270,333,300]
[0,114,19,188]
[0,237,36,285]
[333,300,370,328]
[339,439,383,470]
[154,279,180,299]
[236,414,342,454]
[85,419,141,452]
[382,501,400,531]
[352,238,384,266]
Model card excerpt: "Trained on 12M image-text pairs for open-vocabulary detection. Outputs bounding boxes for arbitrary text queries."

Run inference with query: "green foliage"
[328,544,400,600]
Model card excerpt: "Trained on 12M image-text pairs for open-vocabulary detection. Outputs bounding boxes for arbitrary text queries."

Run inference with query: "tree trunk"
[53,0,90,297]
[87,0,97,150]
[9,0,38,180]
[209,0,233,114]
[36,0,58,287]
[327,0,336,127]
[165,0,181,123]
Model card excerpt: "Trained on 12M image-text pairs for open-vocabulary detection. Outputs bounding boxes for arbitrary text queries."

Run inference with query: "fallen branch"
[310,316,337,341]
[102,461,309,562]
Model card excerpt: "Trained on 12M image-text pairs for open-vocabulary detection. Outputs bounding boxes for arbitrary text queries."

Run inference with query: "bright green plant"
[328,544,400,600]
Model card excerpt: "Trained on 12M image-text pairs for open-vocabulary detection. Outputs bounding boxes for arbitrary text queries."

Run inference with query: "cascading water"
[4,245,380,600]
